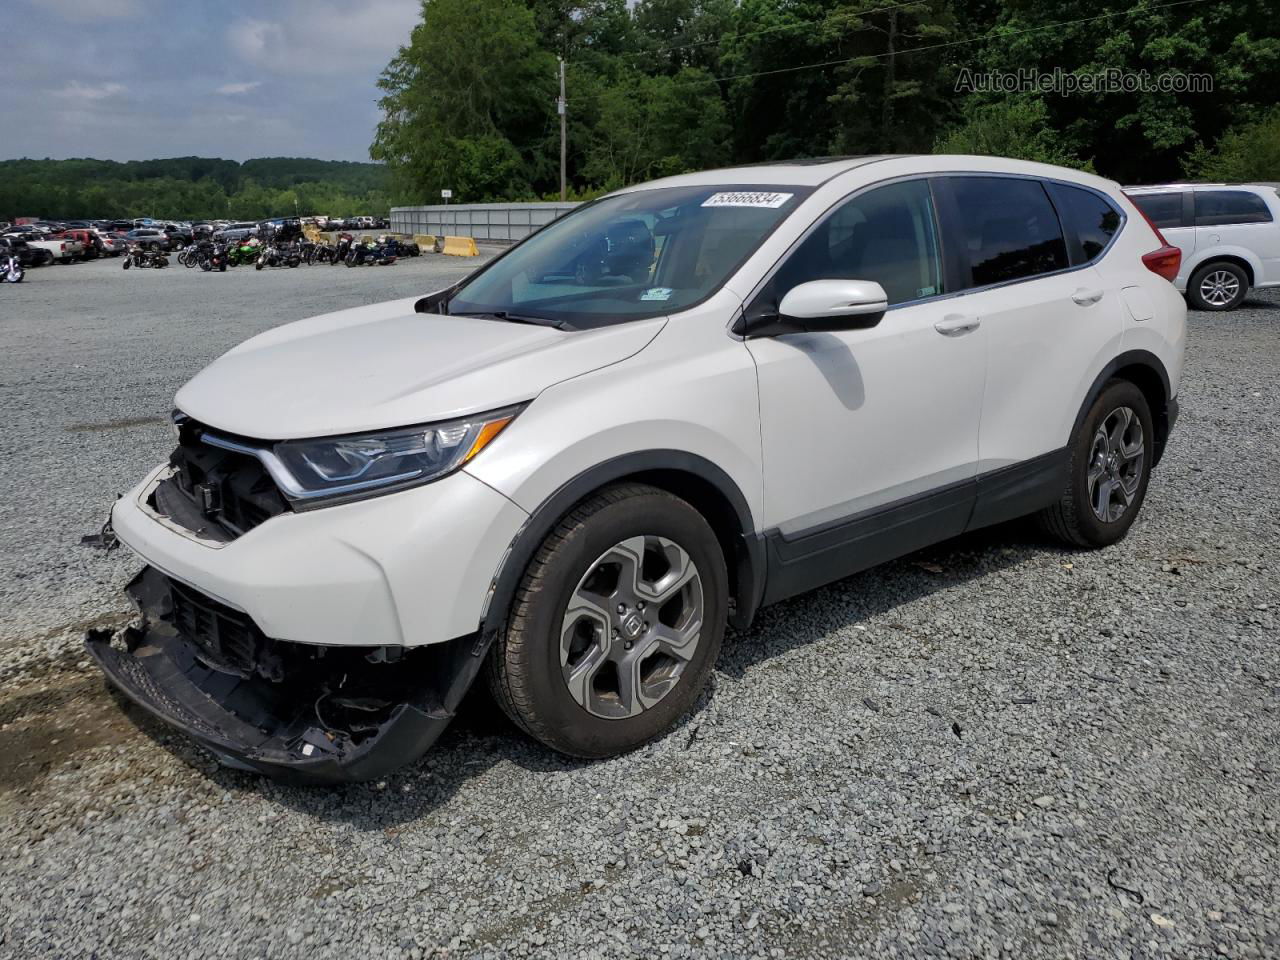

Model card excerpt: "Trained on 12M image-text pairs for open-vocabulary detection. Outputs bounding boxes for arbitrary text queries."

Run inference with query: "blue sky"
[3,0,422,162]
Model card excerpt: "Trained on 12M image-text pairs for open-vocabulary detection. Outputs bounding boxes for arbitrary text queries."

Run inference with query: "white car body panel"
[110,463,528,648]
[175,297,666,439]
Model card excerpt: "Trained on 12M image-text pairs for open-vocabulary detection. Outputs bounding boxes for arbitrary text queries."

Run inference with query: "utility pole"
[558,57,567,202]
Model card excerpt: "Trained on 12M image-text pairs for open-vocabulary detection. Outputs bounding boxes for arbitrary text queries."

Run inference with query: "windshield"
[447,184,809,328]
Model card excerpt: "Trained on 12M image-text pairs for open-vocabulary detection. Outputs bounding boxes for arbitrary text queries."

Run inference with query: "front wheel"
[1038,379,1154,548]
[486,483,727,758]
[122,258,131,270]
[1187,261,1248,311]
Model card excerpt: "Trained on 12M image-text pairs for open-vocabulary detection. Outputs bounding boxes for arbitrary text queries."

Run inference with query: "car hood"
[175,296,666,439]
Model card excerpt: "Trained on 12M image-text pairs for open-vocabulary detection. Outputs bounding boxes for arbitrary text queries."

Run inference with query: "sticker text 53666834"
[701,192,794,209]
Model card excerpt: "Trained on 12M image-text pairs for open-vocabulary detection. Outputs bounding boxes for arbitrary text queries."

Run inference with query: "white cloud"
[216,81,262,96]
[52,81,126,101]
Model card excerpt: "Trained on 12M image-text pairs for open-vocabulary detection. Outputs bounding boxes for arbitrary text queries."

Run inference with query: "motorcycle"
[122,244,169,269]
[377,234,420,259]
[1,252,24,283]
[345,237,396,267]
[177,243,201,268]
[197,240,228,272]
[255,240,302,270]
[332,232,355,265]
[227,237,260,267]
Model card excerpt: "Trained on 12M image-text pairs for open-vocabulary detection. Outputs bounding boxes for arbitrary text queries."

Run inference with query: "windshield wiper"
[450,310,572,330]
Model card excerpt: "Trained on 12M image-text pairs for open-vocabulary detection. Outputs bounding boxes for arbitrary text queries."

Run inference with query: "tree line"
[372,0,1280,203]
[0,157,392,221]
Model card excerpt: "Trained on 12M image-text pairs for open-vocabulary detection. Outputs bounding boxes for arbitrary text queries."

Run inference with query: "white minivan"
[1126,183,1280,310]
[88,155,1186,783]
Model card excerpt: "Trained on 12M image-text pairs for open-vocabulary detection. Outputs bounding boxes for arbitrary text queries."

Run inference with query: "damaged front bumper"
[86,566,485,784]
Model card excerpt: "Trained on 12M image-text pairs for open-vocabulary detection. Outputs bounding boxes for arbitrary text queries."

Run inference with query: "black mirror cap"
[734,308,886,338]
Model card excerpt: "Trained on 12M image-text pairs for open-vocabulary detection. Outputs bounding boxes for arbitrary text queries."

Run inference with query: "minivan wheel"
[1038,379,1153,548]
[1188,261,1248,311]
[486,483,727,758]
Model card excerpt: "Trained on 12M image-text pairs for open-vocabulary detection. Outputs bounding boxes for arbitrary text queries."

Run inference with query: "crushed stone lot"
[0,257,1277,960]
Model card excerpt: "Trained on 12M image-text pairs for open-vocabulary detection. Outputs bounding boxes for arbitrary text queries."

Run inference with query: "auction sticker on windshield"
[701,192,794,208]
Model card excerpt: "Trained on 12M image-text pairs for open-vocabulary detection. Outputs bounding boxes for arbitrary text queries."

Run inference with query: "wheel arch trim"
[1073,349,1175,467]
[478,450,766,651]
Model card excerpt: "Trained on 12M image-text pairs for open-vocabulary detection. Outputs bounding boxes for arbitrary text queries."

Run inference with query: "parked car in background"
[27,233,84,262]
[1125,183,1280,310]
[214,221,260,243]
[0,237,54,267]
[61,228,105,259]
[98,234,129,257]
[164,224,193,247]
[124,228,171,251]
[87,155,1186,782]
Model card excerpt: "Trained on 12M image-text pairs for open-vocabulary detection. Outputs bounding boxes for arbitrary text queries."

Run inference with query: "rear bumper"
[86,567,485,784]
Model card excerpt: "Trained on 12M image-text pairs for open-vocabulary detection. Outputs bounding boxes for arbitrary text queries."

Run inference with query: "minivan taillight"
[1125,192,1181,283]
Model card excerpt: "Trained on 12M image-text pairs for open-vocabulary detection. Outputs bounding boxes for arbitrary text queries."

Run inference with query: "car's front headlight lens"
[270,406,521,502]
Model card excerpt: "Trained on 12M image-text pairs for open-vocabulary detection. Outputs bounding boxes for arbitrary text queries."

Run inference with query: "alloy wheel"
[559,535,703,719]
[1087,406,1145,523]
[1199,269,1240,307]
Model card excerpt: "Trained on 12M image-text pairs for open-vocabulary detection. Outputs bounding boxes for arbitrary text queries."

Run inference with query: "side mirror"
[738,279,889,337]
[777,279,888,330]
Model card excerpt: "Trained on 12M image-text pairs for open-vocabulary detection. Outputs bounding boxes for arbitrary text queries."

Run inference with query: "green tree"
[1184,108,1280,180]
[934,96,1092,167]
[372,0,556,202]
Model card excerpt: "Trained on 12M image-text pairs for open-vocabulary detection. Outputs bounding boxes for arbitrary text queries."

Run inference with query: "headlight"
[268,406,521,503]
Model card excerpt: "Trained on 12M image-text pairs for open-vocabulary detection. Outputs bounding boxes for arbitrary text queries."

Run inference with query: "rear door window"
[1047,183,1124,265]
[1131,192,1185,229]
[1194,190,1273,226]
[942,176,1069,289]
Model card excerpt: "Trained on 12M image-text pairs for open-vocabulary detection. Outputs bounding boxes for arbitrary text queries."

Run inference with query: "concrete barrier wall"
[390,202,581,243]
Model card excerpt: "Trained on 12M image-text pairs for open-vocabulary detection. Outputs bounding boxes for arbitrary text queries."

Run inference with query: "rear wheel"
[1188,261,1248,311]
[1038,379,1153,548]
[486,484,727,758]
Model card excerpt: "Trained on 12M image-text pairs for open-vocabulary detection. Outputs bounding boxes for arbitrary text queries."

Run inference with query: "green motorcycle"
[227,238,260,267]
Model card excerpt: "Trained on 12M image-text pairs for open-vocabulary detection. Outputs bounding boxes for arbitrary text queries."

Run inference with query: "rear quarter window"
[1047,183,1123,265]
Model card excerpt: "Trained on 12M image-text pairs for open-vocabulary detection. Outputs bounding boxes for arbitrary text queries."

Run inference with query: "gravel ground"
[0,261,1277,960]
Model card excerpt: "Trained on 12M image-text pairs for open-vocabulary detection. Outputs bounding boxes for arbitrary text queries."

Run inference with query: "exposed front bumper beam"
[86,567,485,785]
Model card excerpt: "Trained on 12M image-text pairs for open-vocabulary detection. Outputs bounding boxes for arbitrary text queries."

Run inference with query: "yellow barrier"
[413,234,436,253]
[441,235,480,257]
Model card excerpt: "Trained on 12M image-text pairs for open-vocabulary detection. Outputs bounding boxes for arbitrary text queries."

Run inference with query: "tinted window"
[1047,182,1123,265]
[770,179,944,306]
[947,177,1068,287]
[1194,190,1273,226]
[1131,192,1184,229]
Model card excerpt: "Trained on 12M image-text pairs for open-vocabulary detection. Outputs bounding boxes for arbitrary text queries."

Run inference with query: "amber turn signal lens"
[463,416,514,463]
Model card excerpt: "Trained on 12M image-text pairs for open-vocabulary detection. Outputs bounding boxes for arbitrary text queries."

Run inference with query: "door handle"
[934,314,980,336]
[1072,287,1104,306]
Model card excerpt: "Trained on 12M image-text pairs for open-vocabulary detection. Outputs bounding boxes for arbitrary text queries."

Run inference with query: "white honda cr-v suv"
[89,155,1186,783]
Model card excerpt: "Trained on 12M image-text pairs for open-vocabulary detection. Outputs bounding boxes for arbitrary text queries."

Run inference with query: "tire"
[1038,379,1154,548]
[1187,261,1248,311]
[485,483,728,758]
[122,258,130,270]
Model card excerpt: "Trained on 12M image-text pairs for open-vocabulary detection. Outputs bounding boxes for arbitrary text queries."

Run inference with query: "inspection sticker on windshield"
[640,287,674,301]
[702,191,793,209]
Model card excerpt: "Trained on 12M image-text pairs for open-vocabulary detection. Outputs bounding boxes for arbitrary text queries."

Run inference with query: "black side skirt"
[760,448,1068,606]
